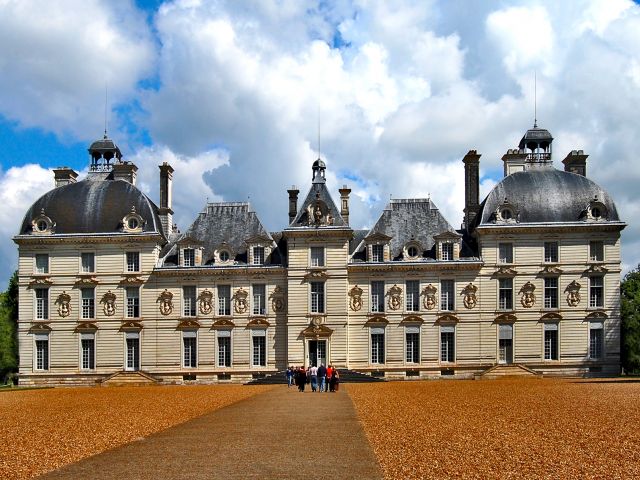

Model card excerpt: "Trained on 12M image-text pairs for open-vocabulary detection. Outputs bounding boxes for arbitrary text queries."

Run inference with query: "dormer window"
[219,250,230,262]
[494,198,518,224]
[31,209,54,235]
[371,244,384,262]
[403,242,422,261]
[441,243,454,261]
[183,248,195,267]
[253,246,265,265]
[214,243,234,264]
[122,207,144,233]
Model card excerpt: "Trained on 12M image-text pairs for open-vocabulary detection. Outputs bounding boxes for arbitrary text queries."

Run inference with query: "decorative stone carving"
[75,276,99,286]
[31,208,55,235]
[349,285,363,312]
[157,289,174,316]
[270,286,285,313]
[56,291,71,318]
[565,280,581,307]
[585,264,608,274]
[28,277,52,288]
[302,323,333,338]
[101,290,116,316]
[387,284,402,311]
[120,275,144,285]
[422,284,437,310]
[539,265,563,275]
[495,266,518,276]
[198,289,213,315]
[303,270,329,282]
[233,288,249,314]
[519,282,536,308]
[462,283,477,309]
[306,198,334,227]
[177,319,200,329]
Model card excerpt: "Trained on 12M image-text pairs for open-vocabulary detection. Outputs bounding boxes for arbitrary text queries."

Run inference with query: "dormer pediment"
[433,231,462,240]
[176,235,204,246]
[364,232,392,243]
[245,234,272,245]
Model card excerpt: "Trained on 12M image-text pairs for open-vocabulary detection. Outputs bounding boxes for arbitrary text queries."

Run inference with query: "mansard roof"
[289,182,345,228]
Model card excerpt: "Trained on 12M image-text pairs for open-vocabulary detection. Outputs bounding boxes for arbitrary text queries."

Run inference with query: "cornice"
[154,266,287,277]
[475,222,626,235]
[14,233,164,245]
[348,260,483,273]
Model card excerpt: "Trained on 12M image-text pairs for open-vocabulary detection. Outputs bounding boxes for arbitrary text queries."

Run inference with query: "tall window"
[544,323,559,360]
[183,331,197,368]
[35,254,49,274]
[589,276,604,308]
[544,241,558,263]
[310,282,325,313]
[183,286,197,316]
[183,248,195,267]
[81,288,95,319]
[371,244,384,262]
[405,326,420,363]
[589,241,604,262]
[35,334,49,371]
[217,285,231,316]
[253,246,265,265]
[35,288,49,320]
[498,278,513,310]
[126,287,140,318]
[126,251,140,272]
[544,277,558,309]
[440,326,455,363]
[440,280,455,311]
[81,333,95,370]
[217,330,231,367]
[370,281,385,313]
[589,322,604,359]
[252,330,266,366]
[370,327,385,364]
[405,280,420,312]
[81,252,95,273]
[498,243,513,264]
[310,246,325,267]
[441,243,454,261]
[253,284,266,315]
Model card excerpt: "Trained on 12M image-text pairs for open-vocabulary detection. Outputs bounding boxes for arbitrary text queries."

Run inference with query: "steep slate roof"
[476,168,620,226]
[290,182,345,227]
[355,198,461,260]
[164,202,276,265]
[19,177,164,237]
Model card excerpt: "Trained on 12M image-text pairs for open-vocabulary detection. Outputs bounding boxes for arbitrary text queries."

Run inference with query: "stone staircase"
[101,370,161,386]
[246,369,386,385]
[478,363,541,379]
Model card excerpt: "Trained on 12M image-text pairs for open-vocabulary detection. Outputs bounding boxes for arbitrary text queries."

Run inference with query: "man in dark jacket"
[317,364,327,393]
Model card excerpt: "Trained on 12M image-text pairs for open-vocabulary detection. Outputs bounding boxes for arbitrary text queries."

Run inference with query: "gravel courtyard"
[346,378,640,479]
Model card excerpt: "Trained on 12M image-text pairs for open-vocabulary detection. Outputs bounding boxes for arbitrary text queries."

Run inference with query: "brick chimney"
[287,186,299,224]
[112,161,138,185]
[339,185,351,226]
[562,150,588,177]
[53,167,78,188]
[463,150,481,230]
[159,162,174,236]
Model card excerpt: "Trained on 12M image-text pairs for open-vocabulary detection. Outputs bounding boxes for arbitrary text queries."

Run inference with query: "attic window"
[31,209,54,235]
[122,207,144,233]
[36,220,48,232]
[500,208,513,221]
[219,250,230,262]
[127,218,139,230]
[587,197,607,221]
[403,242,422,260]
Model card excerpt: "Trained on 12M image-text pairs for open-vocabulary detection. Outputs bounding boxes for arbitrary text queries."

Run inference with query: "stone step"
[101,370,160,386]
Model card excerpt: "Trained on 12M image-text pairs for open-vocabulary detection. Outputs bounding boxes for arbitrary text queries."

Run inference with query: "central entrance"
[308,340,327,367]
[125,332,140,371]
[498,324,513,364]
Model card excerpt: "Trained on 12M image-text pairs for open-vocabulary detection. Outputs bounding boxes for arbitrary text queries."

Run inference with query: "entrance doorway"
[308,340,327,367]
[125,333,140,371]
[498,324,513,364]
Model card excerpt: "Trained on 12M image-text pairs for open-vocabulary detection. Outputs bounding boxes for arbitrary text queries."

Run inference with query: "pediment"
[176,235,204,246]
[301,324,334,338]
[365,315,388,326]
[494,313,517,323]
[436,314,459,324]
[585,264,608,274]
[29,323,52,333]
[364,232,392,242]
[245,234,272,245]
[74,322,98,333]
[433,231,462,240]
[120,321,143,331]
[247,317,270,328]
[28,276,53,288]
[119,275,144,285]
[177,319,201,330]
[303,270,329,282]
[75,275,99,286]
[211,318,236,328]
[540,312,562,322]
[586,310,608,320]
[494,266,518,276]
[401,315,424,324]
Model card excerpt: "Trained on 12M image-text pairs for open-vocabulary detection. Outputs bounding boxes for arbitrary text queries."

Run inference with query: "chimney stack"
[287,186,299,224]
[562,150,588,177]
[502,149,527,177]
[462,150,481,230]
[339,185,351,226]
[53,167,78,188]
[159,162,174,236]
[112,162,138,185]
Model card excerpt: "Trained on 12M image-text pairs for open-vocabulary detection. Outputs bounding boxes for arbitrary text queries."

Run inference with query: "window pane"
[183,286,197,316]
[590,276,604,308]
[81,288,95,319]
[310,247,325,267]
[498,243,513,263]
[441,331,455,362]
[442,243,454,261]
[405,280,419,311]
[310,282,325,313]
[440,280,454,311]
[589,327,603,359]
[218,285,231,315]
[253,284,266,315]
[81,252,95,273]
[183,249,195,267]
[371,245,384,262]
[126,252,140,272]
[253,247,265,265]
[35,254,49,274]
[35,288,48,320]
[544,242,558,263]
[81,338,95,369]
[371,332,385,364]
[498,278,513,310]
[371,281,385,312]
[126,287,140,318]
[183,336,197,368]
[589,241,604,262]
[218,335,231,367]
[544,277,558,309]
[36,339,49,370]
[544,328,558,360]
[406,332,419,363]
[253,335,266,366]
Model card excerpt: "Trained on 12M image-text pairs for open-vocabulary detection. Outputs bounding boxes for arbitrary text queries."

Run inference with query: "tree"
[0,271,19,382]
[621,265,640,374]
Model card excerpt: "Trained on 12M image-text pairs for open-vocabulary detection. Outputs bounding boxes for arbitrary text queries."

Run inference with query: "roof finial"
[533,71,537,128]
[104,84,108,138]
[317,104,321,160]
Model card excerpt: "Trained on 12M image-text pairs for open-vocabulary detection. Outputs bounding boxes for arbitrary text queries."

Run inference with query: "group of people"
[286,364,339,392]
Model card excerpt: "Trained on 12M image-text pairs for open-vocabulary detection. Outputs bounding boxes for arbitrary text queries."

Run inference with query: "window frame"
[498,278,513,311]
[498,242,513,264]
[34,287,49,320]
[183,248,196,267]
[80,287,96,320]
[370,281,385,313]
[441,242,454,261]
[252,246,265,265]
[405,325,420,364]
[182,330,198,369]
[440,279,455,311]
[125,251,141,273]
[217,329,232,368]
[589,276,604,308]
[543,323,559,361]
[370,326,385,365]
[310,246,325,267]
[544,277,559,309]
[125,286,140,318]
[371,244,384,262]
[405,280,420,312]
[80,251,96,274]
[182,285,197,317]
[310,281,325,314]
[589,241,604,262]
[440,325,456,363]
[217,284,231,316]
[80,332,96,370]
[251,329,267,367]
[34,333,49,371]
[34,253,49,274]
[589,321,604,360]
[252,284,266,316]
[543,241,559,263]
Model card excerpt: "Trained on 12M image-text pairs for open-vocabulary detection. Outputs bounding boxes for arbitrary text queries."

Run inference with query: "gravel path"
[41,385,382,480]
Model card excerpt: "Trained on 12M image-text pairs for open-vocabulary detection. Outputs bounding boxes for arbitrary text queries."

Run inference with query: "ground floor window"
[440,326,455,363]
[125,332,140,371]
[405,326,420,363]
[35,333,49,371]
[252,330,266,367]
[81,333,95,370]
[183,330,197,368]
[544,323,559,360]
[217,330,231,367]
[589,321,604,359]
[370,327,385,364]
[498,324,513,364]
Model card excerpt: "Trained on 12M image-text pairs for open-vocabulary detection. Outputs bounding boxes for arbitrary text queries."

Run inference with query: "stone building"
[14,125,625,385]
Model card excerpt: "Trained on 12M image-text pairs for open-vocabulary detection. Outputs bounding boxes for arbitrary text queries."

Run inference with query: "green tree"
[621,265,640,374]
[0,271,19,382]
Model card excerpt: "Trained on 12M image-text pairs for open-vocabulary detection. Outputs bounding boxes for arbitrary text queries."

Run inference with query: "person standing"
[329,367,338,392]
[317,363,327,393]
[310,364,318,392]
[299,366,306,392]
[286,366,293,388]
[325,365,333,392]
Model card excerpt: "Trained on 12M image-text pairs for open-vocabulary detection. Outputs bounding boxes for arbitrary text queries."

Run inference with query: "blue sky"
[1,0,640,288]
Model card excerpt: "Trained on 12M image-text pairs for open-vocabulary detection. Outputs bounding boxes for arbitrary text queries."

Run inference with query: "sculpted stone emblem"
[158,289,173,316]
[348,285,363,312]
[387,284,402,311]
[519,281,536,308]
[565,280,581,307]
[101,290,116,316]
[306,200,334,226]
[462,283,478,309]
[56,291,71,318]
[422,284,437,310]
[198,289,213,315]
[269,285,285,313]
[233,288,249,314]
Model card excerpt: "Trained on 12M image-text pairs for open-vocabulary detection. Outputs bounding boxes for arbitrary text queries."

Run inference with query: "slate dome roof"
[312,158,326,169]
[19,178,164,237]
[477,169,620,225]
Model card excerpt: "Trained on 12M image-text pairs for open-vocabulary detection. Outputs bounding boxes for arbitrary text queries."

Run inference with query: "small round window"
[36,220,48,232]
[500,208,513,220]
[407,246,419,258]
[127,217,139,230]
[591,207,601,219]
[219,250,230,262]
